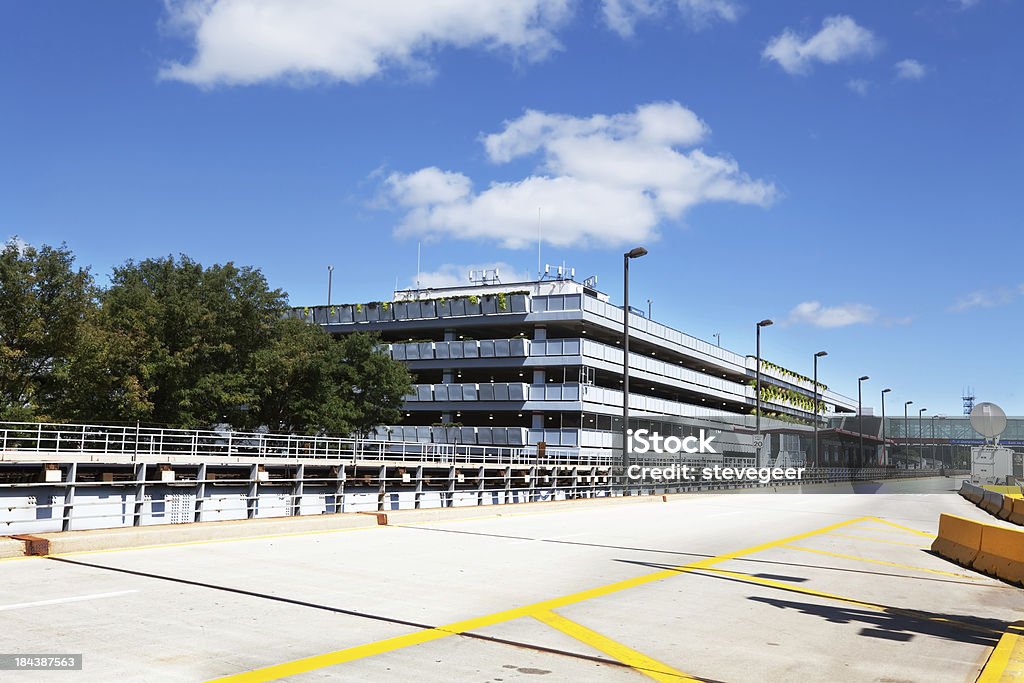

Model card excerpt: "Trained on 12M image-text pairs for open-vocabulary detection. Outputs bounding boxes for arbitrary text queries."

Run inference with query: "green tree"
[251,322,411,436]
[100,255,287,427]
[0,239,95,420]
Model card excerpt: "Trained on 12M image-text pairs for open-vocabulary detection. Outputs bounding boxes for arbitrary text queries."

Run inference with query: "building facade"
[291,276,858,465]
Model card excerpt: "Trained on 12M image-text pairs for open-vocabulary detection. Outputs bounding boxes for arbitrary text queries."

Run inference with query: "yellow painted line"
[0,554,41,564]
[824,532,925,548]
[978,623,1024,682]
[782,545,982,579]
[862,517,936,537]
[207,516,873,682]
[533,610,698,682]
[46,523,383,559]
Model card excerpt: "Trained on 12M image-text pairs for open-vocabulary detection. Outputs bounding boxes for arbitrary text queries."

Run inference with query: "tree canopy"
[0,241,411,435]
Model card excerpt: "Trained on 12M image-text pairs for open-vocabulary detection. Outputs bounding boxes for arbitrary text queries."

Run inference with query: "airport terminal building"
[290,275,860,466]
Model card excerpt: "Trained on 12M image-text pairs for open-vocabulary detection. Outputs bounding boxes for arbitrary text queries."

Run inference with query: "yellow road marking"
[533,610,698,682]
[862,517,936,537]
[782,545,982,579]
[208,516,873,682]
[979,623,1024,682]
[824,532,925,548]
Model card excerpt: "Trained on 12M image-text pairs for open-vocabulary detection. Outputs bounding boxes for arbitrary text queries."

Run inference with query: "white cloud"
[411,262,534,289]
[383,101,777,249]
[949,285,1023,312]
[846,78,871,96]
[160,0,573,86]
[602,0,741,37]
[955,0,980,8]
[894,58,927,80]
[763,15,880,75]
[787,301,878,328]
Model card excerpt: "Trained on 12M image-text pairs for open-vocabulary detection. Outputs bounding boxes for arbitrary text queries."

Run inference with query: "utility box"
[971,445,1015,485]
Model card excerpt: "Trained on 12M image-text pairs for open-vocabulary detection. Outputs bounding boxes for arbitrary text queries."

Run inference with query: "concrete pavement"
[0,480,1021,682]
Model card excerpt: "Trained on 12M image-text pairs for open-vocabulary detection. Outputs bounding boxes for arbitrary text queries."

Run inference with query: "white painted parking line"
[0,590,138,612]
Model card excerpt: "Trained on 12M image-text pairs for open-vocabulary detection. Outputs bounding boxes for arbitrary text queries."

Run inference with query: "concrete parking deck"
[1,478,1022,682]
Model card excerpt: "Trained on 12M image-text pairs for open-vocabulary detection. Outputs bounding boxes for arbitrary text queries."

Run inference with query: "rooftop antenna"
[963,387,976,416]
[537,207,542,280]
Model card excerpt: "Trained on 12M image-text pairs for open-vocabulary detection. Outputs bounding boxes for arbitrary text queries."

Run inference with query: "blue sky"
[2,0,1022,414]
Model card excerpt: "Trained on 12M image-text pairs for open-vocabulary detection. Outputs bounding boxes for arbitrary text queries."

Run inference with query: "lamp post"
[857,376,869,467]
[918,408,927,468]
[880,388,891,465]
[754,320,773,448]
[327,265,334,306]
[813,351,827,468]
[904,401,913,468]
[621,246,648,488]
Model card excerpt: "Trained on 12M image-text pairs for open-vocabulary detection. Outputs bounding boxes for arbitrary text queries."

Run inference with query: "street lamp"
[621,246,648,487]
[857,376,869,467]
[904,401,913,468]
[813,351,827,468]
[918,408,927,467]
[327,265,334,306]
[880,388,891,465]
[754,320,773,446]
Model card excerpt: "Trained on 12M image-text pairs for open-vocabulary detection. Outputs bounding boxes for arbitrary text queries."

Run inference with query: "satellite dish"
[970,402,1007,441]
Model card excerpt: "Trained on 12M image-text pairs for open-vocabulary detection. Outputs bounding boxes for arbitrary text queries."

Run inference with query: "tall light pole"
[918,407,927,467]
[857,375,869,467]
[327,265,334,306]
[755,320,773,446]
[621,246,648,486]
[904,401,913,468]
[880,388,891,465]
[813,351,827,468]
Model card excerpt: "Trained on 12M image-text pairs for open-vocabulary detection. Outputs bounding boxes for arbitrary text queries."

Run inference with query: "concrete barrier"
[997,495,1016,521]
[931,514,984,567]
[980,490,1005,516]
[960,481,985,504]
[28,513,379,556]
[0,537,26,559]
[1010,498,1024,527]
[974,523,1024,586]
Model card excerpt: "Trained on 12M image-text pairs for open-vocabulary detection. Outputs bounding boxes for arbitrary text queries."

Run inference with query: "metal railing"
[0,421,595,467]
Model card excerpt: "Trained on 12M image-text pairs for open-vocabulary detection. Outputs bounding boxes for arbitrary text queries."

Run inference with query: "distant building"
[291,275,859,465]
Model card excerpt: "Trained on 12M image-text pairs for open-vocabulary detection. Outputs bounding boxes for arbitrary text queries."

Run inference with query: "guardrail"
[0,421,590,467]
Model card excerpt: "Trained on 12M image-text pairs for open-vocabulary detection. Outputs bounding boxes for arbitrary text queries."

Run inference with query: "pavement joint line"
[824,532,927,548]
[206,515,873,682]
[780,545,984,579]
[978,622,1024,682]
[532,609,699,682]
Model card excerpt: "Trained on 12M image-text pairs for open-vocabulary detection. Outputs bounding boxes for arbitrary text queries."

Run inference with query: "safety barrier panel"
[931,513,1024,586]
[959,480,985,505]
[960,480,1024,527]
[931,514,984,567]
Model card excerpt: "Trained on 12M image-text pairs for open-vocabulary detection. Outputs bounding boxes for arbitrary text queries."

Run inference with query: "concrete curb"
[4,513,379,556]
[372,494,675,526]
[931,513,1024,586]
[0,537,26,559]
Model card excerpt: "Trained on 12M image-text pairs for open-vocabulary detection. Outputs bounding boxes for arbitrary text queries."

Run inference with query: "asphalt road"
[1,477,1020,682]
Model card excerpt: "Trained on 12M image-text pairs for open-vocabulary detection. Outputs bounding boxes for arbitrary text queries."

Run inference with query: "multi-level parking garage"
[291,276,857,463]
